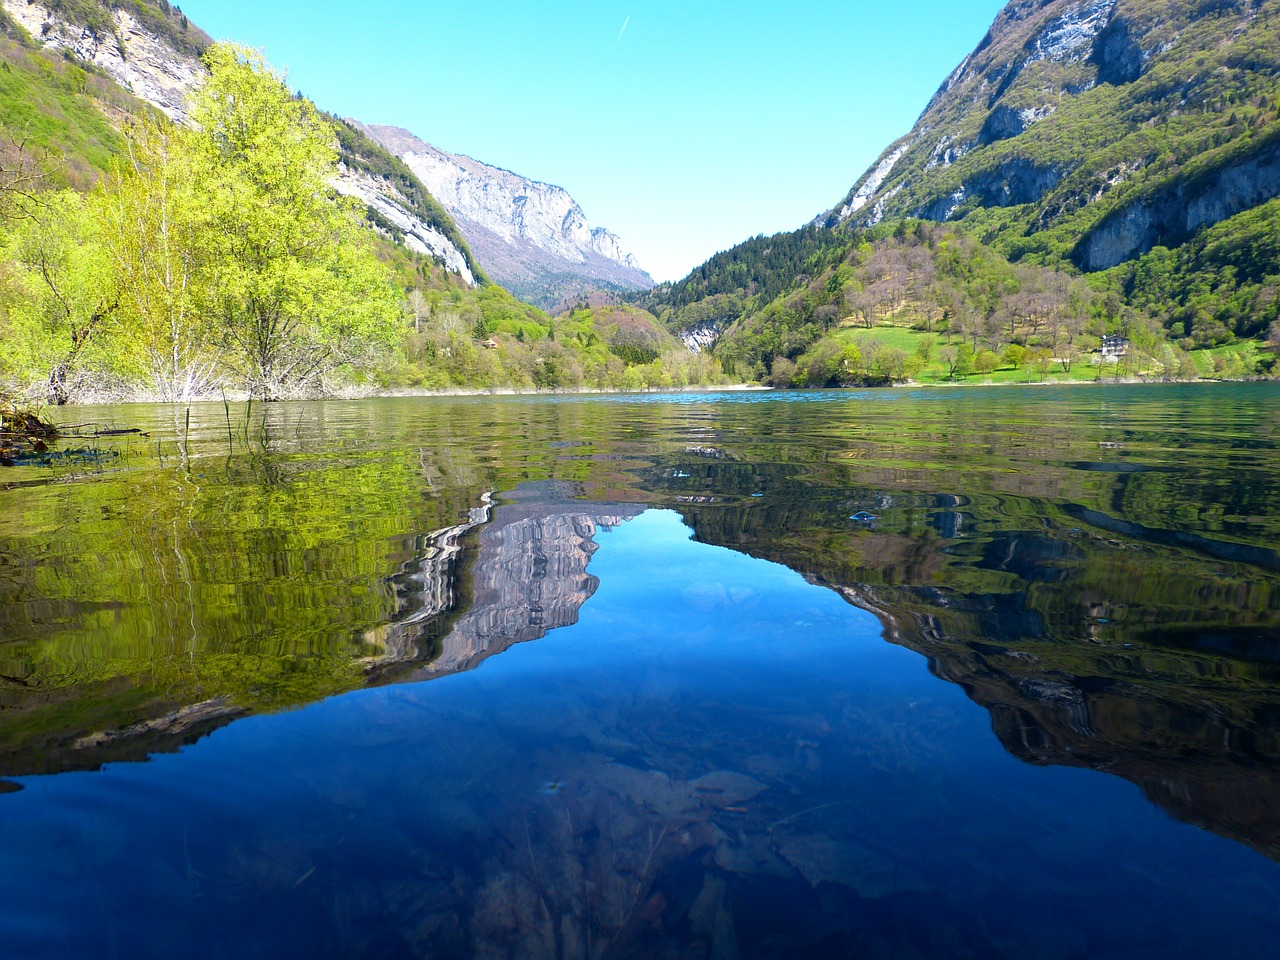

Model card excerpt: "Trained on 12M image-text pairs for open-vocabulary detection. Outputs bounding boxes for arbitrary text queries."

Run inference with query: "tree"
[7,190,119,403]
[99,117,220,401]
[1001,343,1028,369]
[767,356,797,388]
[916,334,936,365]
[189,44,399,399]
[407,288,429,334]
[936,343,957,378]
[0,135,50,224]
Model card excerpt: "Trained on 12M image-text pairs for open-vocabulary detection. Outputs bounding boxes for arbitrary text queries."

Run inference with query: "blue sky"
[178,1,1007,282]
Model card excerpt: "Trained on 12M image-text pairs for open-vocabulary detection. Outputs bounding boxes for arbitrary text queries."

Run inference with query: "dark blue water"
[2,509,1277,959]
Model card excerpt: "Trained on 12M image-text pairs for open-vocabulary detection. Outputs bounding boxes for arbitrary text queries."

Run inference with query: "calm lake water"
[2,384,1279,958]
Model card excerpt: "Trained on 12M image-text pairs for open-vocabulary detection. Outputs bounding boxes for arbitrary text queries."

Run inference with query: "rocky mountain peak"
[823,0,1280,273]
[360,123,653,309]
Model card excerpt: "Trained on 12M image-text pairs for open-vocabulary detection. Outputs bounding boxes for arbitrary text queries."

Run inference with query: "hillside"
[820,0,1280,344]
[639,211,1273,386]
[0,2,723,401]
[1,0,649,312]
[637,0,1280,375]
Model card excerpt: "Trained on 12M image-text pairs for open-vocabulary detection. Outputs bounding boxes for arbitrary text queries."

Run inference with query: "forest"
[637,217,1278,388]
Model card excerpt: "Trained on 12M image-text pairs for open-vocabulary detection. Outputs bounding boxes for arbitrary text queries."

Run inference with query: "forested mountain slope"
[640,0,1280,372]
[827,0,1280,266]
[817,0,1280,349]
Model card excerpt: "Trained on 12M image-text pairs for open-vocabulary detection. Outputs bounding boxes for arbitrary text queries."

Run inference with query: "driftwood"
[0,398,58,466]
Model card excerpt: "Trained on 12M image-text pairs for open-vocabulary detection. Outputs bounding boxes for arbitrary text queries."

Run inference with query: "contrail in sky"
[618,15,631,41]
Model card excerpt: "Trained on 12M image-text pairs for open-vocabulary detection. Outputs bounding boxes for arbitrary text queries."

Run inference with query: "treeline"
[640,212,1280,387]
[646,220,1105,381]
[636,225,853,315]
[384,285,723,392]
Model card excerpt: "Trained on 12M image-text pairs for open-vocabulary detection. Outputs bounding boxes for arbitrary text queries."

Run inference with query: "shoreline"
[16,374,1275,409]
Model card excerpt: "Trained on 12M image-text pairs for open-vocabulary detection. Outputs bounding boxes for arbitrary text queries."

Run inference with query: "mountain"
[640,0,1280,371]
[2,0,205,121]
[1,2,650,309]
[0,0,482,285]
[361,123,654,310]
[824,0,1280,282]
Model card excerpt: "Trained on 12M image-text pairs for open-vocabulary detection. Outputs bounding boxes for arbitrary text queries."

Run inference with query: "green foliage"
[637,224,854,328]
[0,4,724,399]
[665,220,1106,384]
[1,43,402,402]
[812,0,1280,357]
[2,189,121,401]
[172,44,400,399]
[381,284,725,391]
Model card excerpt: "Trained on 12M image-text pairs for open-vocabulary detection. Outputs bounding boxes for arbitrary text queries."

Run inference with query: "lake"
[1,383,1279,959]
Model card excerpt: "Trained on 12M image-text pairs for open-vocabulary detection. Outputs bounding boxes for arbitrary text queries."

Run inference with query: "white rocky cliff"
[365,482,646,681]
[361,123,654,308]
[330,166,476,284]
[3,0,202,121]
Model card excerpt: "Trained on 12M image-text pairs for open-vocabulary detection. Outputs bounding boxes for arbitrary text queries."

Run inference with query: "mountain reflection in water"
[670,490,1280,865]
[3,507,1278,960]
[2,386,1280,958]
[402,481,645,681]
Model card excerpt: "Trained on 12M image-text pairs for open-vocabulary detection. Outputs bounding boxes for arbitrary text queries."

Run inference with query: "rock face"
[1074,131,1280,269]
[822,0,1280,271]
[331,166,477,284]
[680,320,723,353]
[361,124,653,309]
[4,0,202,121]
[373,483,650,680]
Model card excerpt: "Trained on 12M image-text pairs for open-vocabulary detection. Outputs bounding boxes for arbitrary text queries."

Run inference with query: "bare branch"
[0,132,54,222]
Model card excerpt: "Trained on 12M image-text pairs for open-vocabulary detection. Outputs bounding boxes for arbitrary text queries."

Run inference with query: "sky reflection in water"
[1,509,1278,959]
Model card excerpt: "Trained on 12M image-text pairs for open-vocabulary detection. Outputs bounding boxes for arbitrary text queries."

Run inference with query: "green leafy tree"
[1001,343,1028,370]
[6,189,118,403]
[189,44,399,399]
[99,116,219,401]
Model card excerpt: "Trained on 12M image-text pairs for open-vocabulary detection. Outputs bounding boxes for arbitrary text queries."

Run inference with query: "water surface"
[1,384,1279,957]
